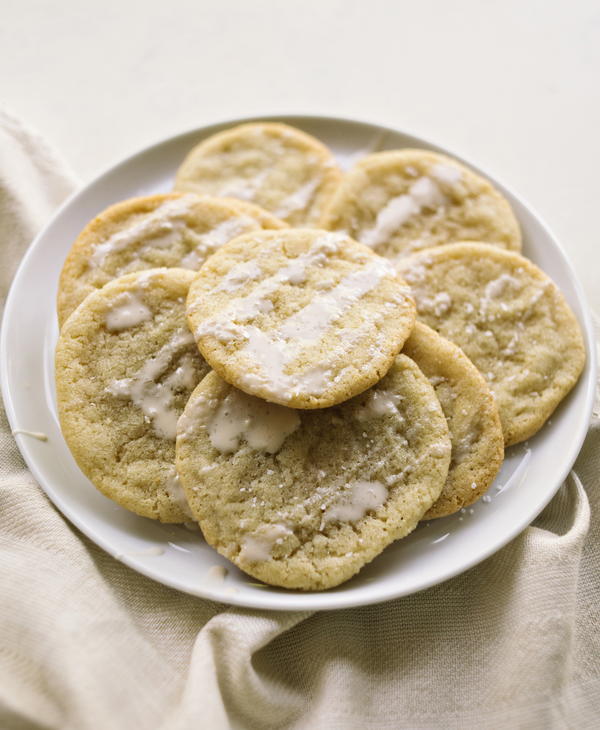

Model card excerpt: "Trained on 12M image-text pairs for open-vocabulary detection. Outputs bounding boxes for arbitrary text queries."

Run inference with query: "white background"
[2,0,599,313]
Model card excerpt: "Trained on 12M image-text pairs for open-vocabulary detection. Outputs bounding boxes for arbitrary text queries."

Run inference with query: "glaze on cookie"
[175,357,451,590]
[57,192,285,326]
[398,243,585,445]
[174,122,342,226]
[320,149,522,260]
[187,229,416,408]
[56,268,209,521]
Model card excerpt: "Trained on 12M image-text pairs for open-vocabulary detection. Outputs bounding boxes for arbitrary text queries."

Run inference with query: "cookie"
[57,192,285,326]
[398,243,586,445]
[187,229,416,409]
[174,122,342,226]
[402,322,504,518]
[319,149,522,260]
[56,268,210,522]
[175,357,452,590]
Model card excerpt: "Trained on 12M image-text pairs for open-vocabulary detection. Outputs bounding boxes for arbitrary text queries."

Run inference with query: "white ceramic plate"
[1,115,596,611]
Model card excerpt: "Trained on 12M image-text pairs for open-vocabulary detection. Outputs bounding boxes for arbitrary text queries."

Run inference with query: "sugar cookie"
[398,243,585,445]
[187,229,416,408]
[57,192,285,326]
[175,357,451,590]
[56,268,209,521]
[320,149,522,259]
[402,322,504,517]
[174,122,342,226]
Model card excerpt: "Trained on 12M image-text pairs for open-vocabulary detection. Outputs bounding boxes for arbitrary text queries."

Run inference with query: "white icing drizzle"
[201,232,342,307]
[11,429,48,441]
[238,329,337,398]
[200,215,255,249]
[410,176,447,208]
[89,195,198,266]
[215,260,263,293]
[206,565,228,582]
[176,393,218,441]
[277,262,392,342]
[239,524,293,562]
[430,163,463,185]
[164,469,193,517]
[323,480,388,524]
[356,389,403,421]
[361,196,419,248]
[105,292,152,331]
[483,273,522,303]
[207,389,300,454]
[274,178,320,218]
[179,216,256,269]
[219,168,270,202]
[360,177,446,248]
[106,329,196,440]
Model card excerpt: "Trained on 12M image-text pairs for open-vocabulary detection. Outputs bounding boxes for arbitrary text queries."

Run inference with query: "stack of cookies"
[55,122,586,590]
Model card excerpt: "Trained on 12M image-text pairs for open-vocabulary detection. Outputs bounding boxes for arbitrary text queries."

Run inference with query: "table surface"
[3,0,599,314]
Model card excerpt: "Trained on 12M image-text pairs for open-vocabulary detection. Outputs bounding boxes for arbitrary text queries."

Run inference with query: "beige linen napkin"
[1,109,599,730]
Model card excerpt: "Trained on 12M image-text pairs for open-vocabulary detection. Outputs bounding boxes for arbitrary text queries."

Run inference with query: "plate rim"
[1,112,597,612]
